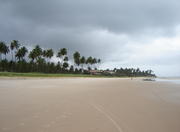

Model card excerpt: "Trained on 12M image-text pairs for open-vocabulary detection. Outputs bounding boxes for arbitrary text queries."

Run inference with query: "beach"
[0,78,180,132]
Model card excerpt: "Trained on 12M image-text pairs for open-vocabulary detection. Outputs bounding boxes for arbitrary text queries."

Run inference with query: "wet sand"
[0,78,180,132]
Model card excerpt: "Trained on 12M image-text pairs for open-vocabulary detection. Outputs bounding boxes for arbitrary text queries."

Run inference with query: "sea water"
[156,78,180,84]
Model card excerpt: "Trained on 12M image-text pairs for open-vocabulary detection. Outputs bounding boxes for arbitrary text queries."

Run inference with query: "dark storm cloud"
[2,0,180,32]
[0,0,180,76]
[0,0,179,47]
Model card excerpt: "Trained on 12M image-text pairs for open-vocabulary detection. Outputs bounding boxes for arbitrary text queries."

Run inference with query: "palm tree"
[69,65,74,73]
[29,50,36,62]
[63,56,69,70]
[3,44,9,60]
[57,48,67,65]
[63,62,69,70]
[31,45,43,62]
[92,58,97,69]
[86,56,92,70]
[10,40,20,61]
[29,45,48,72]
[29,50,36,72]
[47,49,54,60]
[80,56,86,71]
[36,57,46,65]
[73,51,80,68]
[21,47,28,59]
[15,46,28,61]
[97,59,101,69]
[0,41,6,61]
[43,49,54,62]
[60,48,67,56]
[64,56,68,62]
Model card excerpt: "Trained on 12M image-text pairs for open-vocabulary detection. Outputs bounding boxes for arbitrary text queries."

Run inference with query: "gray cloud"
[0,0,180,76]
[2,0,180,32]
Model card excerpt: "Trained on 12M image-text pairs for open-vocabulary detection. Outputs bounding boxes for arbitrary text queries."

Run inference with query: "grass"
[0,72,110,78]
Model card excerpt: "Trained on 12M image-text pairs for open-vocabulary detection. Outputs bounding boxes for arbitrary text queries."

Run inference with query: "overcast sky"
[0,0,180,76]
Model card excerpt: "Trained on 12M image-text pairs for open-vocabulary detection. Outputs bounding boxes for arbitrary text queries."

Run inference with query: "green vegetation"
[0,72,109,78]
[0,40,155,77]
[0,40,101,74]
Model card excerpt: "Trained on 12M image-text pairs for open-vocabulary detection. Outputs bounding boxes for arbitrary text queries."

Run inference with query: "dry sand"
[0,78,180,132]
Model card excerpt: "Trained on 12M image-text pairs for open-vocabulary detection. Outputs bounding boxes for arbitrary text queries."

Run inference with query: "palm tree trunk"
[15,56,17,62]
[0,53,2,61]
[11,50,14,61]
[81,64,84,73]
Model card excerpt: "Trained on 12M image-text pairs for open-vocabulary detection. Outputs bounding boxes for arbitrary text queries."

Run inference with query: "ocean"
[156,78,180,84]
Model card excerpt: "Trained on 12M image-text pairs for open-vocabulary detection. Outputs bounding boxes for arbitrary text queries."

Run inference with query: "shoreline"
[0,75,179,85]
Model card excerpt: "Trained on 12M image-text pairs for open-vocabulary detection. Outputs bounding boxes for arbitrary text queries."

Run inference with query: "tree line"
[0,40,101,73]
[0,40,155,77]
[112,68,155,77]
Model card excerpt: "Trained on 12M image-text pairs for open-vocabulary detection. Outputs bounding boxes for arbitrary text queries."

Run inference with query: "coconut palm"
[63,62,69,70]
[47,49,54,60]
[29,50,36,62]
[92,58,97,69]
[64,56,68,62]
[3,44,9,60]
[0,41,6,61]
[10,40,20,61]
[0,40,107,75]
[63,56,69,70]
[30,45,43,62]
[43,49,54,62]
[57,48,67,65]
[15,46,28,61]
[86,56,92,70]
[60,48,67,56]
[80,56,86,71]
[73,51,80,68]
[35,45,43,59]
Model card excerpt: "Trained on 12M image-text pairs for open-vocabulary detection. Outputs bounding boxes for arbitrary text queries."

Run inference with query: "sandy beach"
[0,78,180,132]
